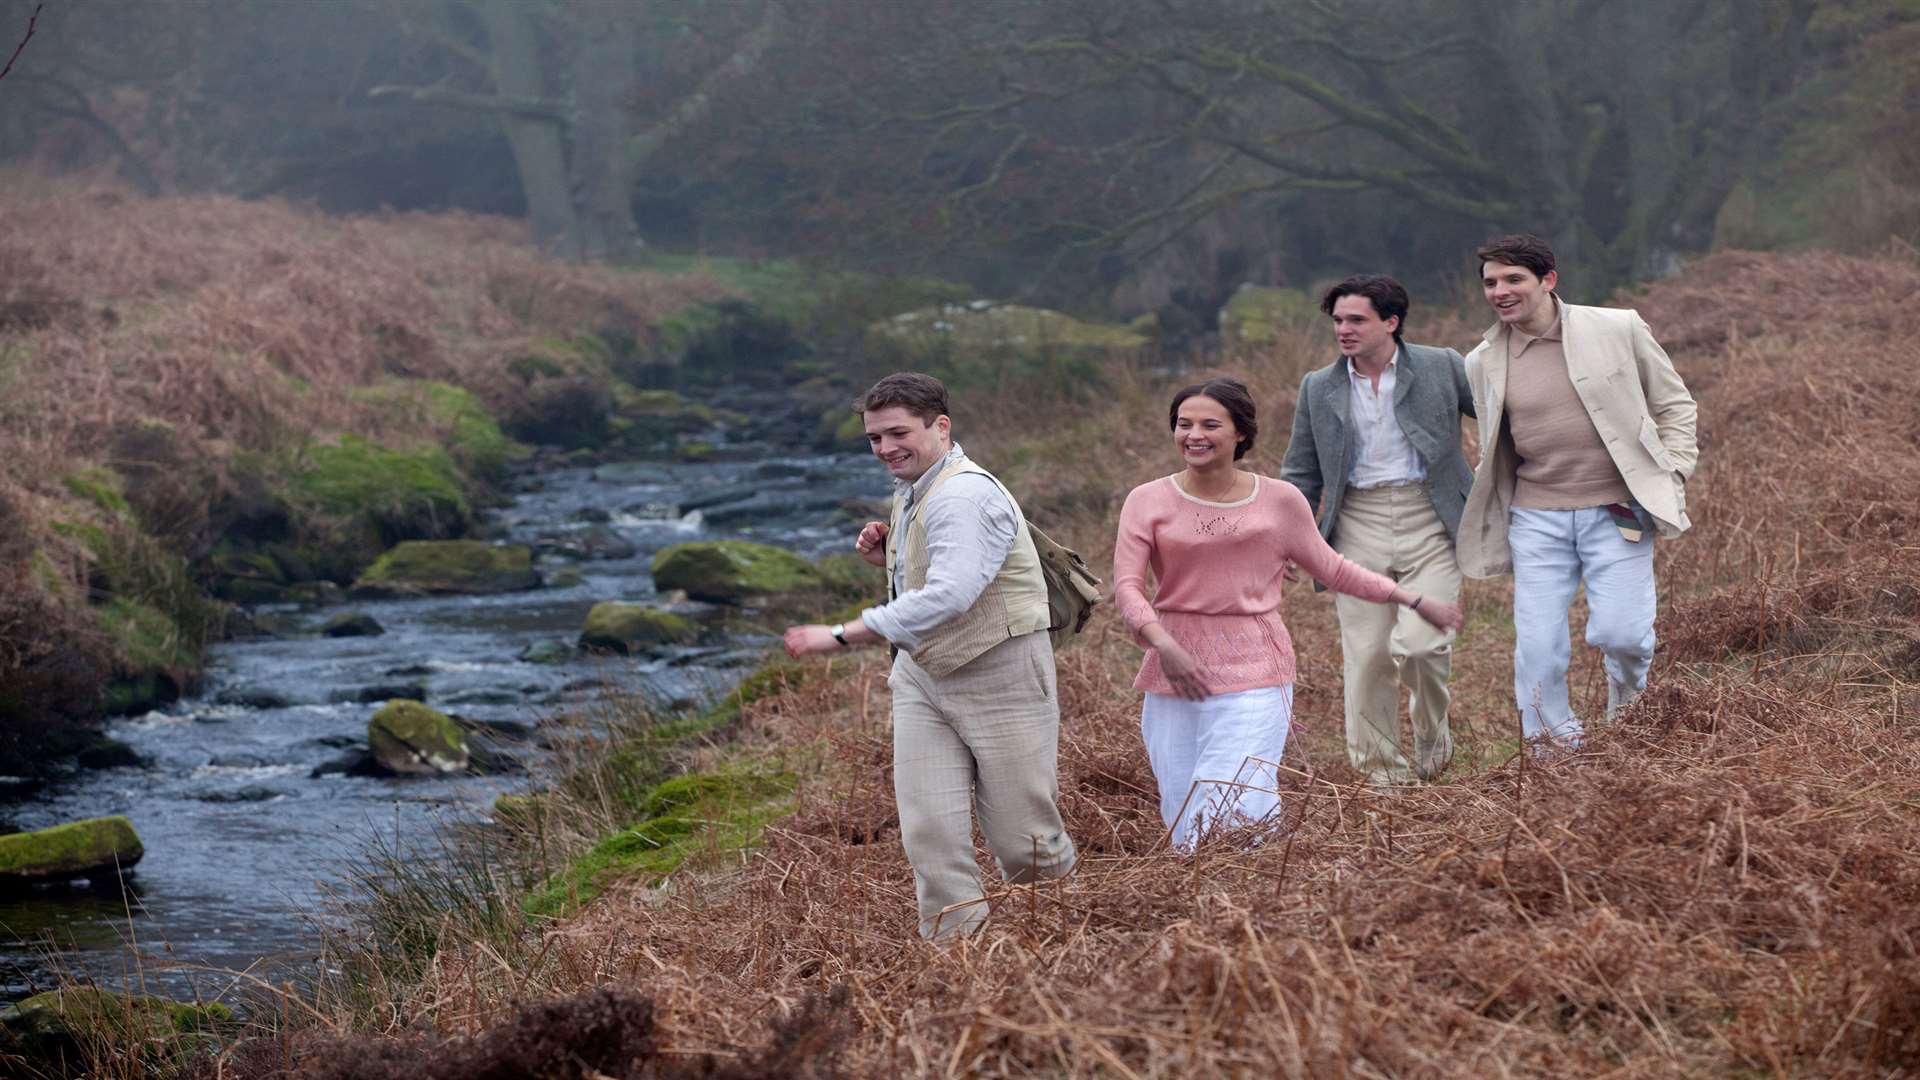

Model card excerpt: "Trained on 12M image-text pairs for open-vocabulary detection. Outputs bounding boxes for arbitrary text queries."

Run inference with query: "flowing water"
[0,447,887,1003]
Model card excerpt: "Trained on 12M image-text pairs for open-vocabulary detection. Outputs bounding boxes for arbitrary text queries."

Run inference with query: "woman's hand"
[1155,640,1211,701]
[1413,597,1465,631]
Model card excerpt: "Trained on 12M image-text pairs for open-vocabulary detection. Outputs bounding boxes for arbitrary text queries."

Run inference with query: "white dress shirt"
[1347,347,1426,489]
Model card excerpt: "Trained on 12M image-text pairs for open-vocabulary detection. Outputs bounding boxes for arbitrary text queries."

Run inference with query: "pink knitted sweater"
[1113,474,1398,696]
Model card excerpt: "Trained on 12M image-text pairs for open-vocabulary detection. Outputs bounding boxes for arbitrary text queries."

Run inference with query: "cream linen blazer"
[1456,302,1698,579]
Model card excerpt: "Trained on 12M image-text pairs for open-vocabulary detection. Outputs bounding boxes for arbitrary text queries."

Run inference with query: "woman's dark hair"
[1320,274,1410,342]
[855,371,949,426]
[1168,377,1257,460]
[1475,233,1557,284]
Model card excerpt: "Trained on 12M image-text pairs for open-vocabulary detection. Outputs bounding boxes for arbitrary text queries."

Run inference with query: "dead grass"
[0,176,728,759]
[220,249,1920,1077]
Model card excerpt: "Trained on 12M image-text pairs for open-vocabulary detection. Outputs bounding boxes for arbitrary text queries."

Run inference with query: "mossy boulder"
[0,816,145,887]
[579,603,700,655]
[207,550,292,605]
[650,540,824,604]
[0,986,232,1062]
[1218,284,1320,345]
[349,541,540,598]
[367,700,469,776]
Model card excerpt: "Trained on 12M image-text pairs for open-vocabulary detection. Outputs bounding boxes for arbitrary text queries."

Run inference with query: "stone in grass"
[349,541,541,599]
[0,986,232,1060]
[320,612,384,638]
[0,816,145,887]
[366,700,469,776]
[650,540,824,604]
[578,602,700,655]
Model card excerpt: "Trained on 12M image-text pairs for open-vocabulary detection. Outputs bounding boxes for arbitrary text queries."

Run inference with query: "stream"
[0,445,887,1003]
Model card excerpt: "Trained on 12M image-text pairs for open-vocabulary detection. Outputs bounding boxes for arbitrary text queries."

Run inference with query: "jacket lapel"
[1324,359,1351,477]
[1391,348,1438,465]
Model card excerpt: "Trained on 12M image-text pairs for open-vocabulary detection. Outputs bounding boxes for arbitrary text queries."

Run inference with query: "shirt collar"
[1510,295,1564,348]
[901,442,965,502]
[1345,344,1404,381]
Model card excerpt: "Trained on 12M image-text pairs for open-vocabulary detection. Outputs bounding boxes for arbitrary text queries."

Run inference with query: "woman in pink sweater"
[1114,378,1463,848]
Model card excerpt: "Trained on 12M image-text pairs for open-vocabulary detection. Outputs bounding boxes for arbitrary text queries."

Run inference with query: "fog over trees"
[2,0,1915,312]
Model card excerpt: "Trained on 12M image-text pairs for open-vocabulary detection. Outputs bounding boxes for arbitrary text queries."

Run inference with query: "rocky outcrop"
[0,816,145,887]
[349,541,541,598]
[366,700,469,776]
[650,540,824,604]
[578,603,700,655]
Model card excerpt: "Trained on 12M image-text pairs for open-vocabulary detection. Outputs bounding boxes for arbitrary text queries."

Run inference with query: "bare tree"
[372,0,786,259]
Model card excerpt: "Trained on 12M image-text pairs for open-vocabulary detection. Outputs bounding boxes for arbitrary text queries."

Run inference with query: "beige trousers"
[1330,483,1461,785]
[890,631,1077,939]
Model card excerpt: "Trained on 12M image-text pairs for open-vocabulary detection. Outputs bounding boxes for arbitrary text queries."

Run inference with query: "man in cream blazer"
[1456,235,1697,746]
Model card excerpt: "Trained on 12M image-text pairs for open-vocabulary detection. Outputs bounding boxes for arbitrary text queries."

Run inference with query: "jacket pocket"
[1638,417,1677,471]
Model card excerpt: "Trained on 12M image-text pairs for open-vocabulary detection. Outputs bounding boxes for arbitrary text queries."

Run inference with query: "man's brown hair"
[855,372,949,426]
[1475,234,1557,284]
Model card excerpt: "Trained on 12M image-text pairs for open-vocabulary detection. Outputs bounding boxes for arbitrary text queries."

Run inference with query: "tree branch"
[629,0,786,163]
[0,2,42,82]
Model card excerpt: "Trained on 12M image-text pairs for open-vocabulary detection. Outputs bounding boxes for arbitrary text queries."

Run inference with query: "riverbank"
[209,250,1920,1077]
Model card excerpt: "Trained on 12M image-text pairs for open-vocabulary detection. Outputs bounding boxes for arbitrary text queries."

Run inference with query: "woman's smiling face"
[1173,393,1239,467]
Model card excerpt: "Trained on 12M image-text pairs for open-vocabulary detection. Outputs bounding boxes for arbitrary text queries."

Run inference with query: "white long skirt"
[1140,684,1294,850]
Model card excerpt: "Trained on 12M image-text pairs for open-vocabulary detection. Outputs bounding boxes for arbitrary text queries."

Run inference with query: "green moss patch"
[522,766,794,918]
[0,816,145,886]
[290,434,469,541]
[352,380,527,481]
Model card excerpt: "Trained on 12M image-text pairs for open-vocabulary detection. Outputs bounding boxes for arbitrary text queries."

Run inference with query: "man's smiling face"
[864,405,950,482]
[1482,259,1558,329]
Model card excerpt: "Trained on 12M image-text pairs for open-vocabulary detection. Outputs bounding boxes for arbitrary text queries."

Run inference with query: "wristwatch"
[830,623,850,647]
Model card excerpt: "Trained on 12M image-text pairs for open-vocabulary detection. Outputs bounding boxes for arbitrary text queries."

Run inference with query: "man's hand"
[1281,561,1301,584]
[854,520,889,568]
[782,624,840,658]
[1156,640,1211,702]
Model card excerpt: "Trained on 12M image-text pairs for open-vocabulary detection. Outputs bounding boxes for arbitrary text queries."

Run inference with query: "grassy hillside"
[0,178,727,769]
[198,249,1919,1078]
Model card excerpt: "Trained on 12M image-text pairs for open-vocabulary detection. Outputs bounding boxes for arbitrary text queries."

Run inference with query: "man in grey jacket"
[1282,275,1477,787]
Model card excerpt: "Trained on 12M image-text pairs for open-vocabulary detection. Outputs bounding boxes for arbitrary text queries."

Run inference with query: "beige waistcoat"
[887,455,1050,677]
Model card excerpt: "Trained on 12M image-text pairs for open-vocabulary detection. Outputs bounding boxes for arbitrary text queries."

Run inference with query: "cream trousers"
[1330,483,1461,785]
[889,631,1077,939]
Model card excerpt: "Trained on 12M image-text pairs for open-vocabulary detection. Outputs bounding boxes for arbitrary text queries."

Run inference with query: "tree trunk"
[477,0,581,256]
[571,0,643,261]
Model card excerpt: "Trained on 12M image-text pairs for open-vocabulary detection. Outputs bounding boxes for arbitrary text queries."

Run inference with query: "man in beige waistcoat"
[1456,235,1697,748]
[783,372,1076,939]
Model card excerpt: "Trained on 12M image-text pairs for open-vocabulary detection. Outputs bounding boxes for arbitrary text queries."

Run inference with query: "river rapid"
[0,446,888,1003]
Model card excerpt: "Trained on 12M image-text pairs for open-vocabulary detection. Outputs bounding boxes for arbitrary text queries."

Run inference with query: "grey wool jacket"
[1280,342,1478,554]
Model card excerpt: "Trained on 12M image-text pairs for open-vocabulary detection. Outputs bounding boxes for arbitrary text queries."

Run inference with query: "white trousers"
[1510,506,1657,741]
[1140,684,1294,850]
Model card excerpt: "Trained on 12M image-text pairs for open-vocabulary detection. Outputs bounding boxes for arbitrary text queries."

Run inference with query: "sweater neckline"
[1167,473,1260,508]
